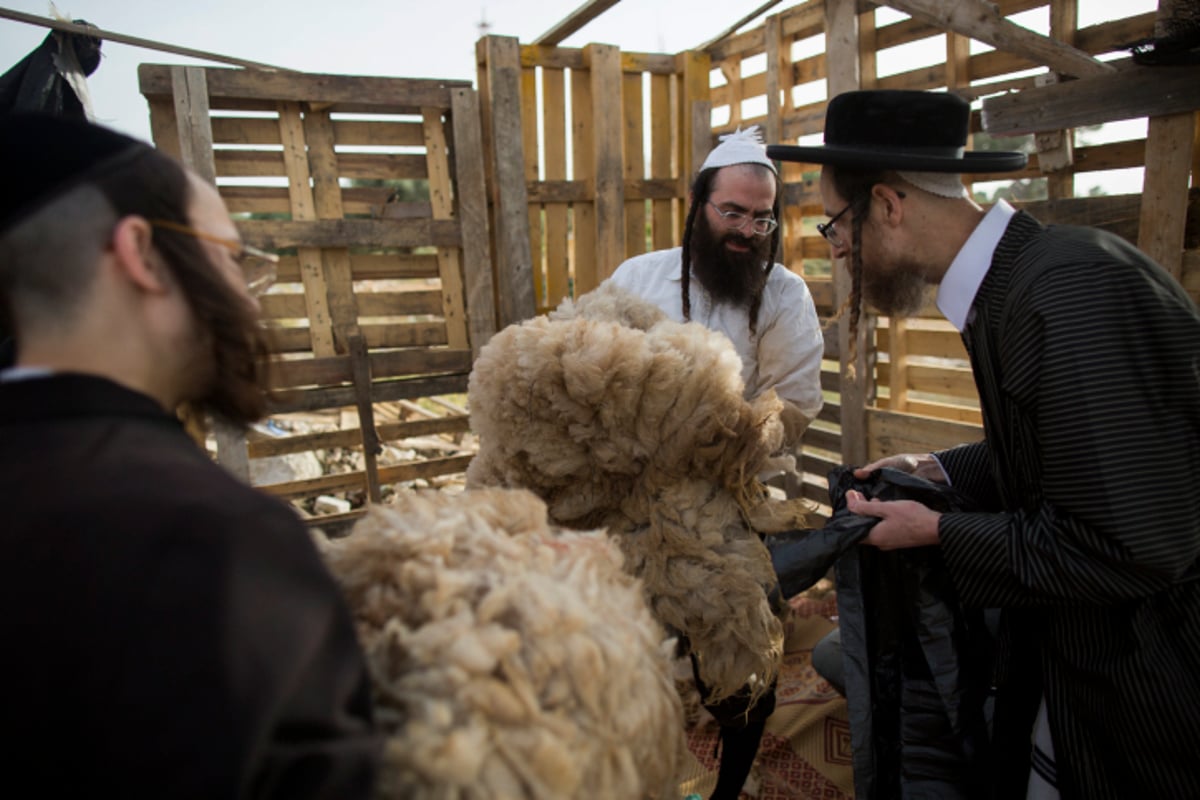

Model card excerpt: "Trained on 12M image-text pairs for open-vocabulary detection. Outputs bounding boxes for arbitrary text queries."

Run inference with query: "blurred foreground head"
[0,113,271,424]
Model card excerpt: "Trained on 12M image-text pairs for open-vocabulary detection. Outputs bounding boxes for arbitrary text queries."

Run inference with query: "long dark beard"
[689,211,771,308]
[861,257,930,317]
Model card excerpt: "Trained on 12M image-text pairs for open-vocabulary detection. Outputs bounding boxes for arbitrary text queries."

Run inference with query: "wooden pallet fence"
[477,36,713,314]
[139,64,496,524]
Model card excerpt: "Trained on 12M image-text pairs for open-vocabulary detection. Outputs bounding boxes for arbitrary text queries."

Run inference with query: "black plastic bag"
[768,466,996,799]
[0,23,101,119]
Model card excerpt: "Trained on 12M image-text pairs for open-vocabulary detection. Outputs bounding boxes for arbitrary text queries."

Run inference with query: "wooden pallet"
[139,64,495,521]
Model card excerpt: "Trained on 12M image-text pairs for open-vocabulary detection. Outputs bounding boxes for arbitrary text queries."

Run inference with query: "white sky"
[0,0,1153,193]
[1,0,768,141]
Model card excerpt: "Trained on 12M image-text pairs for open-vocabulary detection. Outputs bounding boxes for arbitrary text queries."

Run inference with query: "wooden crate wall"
[476,35,712,318]
[139,64,496,529]
[702,0,1194,506]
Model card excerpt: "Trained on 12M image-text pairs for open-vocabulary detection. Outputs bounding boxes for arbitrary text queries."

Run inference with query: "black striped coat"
[934,212,1200,799]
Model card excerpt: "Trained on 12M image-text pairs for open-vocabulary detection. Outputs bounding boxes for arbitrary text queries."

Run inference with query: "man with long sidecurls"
[606,126,826,800]
[770,90,1200,799]
[0,114,380,798]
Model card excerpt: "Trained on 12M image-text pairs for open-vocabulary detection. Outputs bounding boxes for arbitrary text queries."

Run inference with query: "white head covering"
[897,170,969,199]
[701,125,777,175]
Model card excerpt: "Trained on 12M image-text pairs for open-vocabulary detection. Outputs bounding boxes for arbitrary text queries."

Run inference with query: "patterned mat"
[678,591,854,799]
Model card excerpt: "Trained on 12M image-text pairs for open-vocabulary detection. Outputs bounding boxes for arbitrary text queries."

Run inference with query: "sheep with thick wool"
[318,487,686,799]
[467,283,812,704]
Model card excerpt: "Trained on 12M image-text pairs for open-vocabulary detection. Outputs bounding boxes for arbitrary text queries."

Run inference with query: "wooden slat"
[272,253,440,282]
[449,87,498,356]
[278,102,335,357]
[623,68,646,259]
[677,49,711,186]
[522,66,544,309]
[534,0,623,46]
[888,317,910,411]
[238,219,461,249]
[170,67,217,184]
[266,348,471,389]
[884,0,1114,79]
[248,415,471,459]
[543,68,572,308]
[588,43,626,283]
[571,65,598,296]
[305,108,360,352]
[266,321,449,354]
[270,374,470,414]
[146,97,181,162]
[482,36,537,327]
[982,66,1200,135]
[877,362,978,400]
[650,72,676,251]
[868,409,983,461]
[1138,112,1195,280]
[876,327,969,361]
[141,64,468,110]
[423,107,470,349]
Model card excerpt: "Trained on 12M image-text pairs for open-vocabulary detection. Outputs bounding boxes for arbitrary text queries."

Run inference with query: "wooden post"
[586,43,626,282]
[480,36,536,327]
[449,87,498,357]
[1042,0,1079,200]
[826,0,868,468]
[676,49,712,184]
[169,66,250,482]
[1137,0,1197,281]
[348,334,382,505]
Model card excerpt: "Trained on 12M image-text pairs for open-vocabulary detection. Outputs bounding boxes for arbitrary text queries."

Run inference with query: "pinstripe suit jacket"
[934,212,1200,799]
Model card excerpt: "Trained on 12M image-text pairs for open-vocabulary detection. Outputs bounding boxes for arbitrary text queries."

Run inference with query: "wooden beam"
[533,0,623,46]
[586,43,626,281]
[981,65,1200,134]
[480,36,537,327]
[826,0,869,469]
[698,0,787,52]
[0,8,288,71]
[882,0,1115,79]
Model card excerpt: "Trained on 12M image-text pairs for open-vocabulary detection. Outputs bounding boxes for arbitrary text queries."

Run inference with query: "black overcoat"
[935,212,1200,798]
[0,374,380,798]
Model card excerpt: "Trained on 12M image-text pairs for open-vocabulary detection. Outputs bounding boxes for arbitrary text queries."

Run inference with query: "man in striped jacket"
[769,90,1200,799]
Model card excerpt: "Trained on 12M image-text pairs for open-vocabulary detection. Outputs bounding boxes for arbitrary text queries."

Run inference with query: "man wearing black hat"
[0,114,380,797]
[770,90,1200,799]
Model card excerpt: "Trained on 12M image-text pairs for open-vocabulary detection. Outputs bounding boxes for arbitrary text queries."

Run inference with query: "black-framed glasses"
[817,190,906,249]
[816,203,852,248]
[149,219,279,296]
[707,201,778,237]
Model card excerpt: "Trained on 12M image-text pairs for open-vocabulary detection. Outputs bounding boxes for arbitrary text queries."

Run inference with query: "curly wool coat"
[466,283,812,703]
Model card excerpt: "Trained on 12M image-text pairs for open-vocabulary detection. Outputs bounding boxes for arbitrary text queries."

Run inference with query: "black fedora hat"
[767,90,1026,173]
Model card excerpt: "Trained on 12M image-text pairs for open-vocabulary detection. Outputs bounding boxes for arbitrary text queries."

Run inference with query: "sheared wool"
[317,487,686,799]
[467,283,814,703]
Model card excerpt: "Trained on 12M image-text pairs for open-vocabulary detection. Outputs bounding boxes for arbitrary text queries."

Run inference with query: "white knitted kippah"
[897,170,969,199]
[701,125,778,174]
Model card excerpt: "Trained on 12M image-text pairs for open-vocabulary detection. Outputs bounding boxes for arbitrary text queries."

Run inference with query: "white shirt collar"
[936,199,1016,331]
